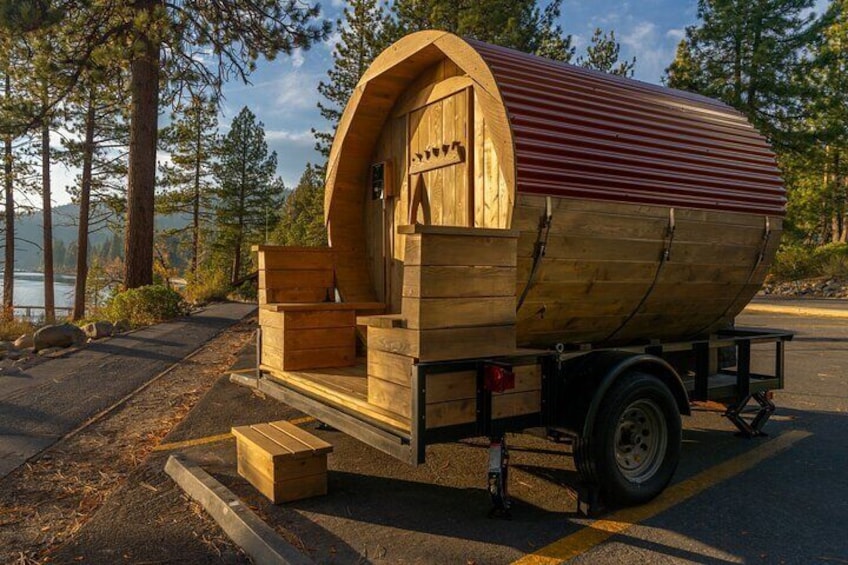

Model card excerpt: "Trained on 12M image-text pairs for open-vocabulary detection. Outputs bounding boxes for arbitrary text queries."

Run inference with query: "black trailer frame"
[250,327,792,466]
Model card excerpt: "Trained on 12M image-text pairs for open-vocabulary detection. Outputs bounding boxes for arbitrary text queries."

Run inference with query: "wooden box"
[253,245,334,304]
[232,420,333,504]
[366,349,542,428]
[259,304,356,371]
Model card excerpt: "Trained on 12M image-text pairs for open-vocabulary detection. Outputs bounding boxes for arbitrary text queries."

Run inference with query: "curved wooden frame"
[324,31,516,303]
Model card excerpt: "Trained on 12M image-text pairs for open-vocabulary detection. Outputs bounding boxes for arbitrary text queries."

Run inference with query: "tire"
[574,372,681,506]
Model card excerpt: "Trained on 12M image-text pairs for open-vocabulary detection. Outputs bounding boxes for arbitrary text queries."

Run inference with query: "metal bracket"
[487,437,511,519]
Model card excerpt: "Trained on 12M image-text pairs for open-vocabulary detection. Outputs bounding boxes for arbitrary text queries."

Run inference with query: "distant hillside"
[13,204,190,271]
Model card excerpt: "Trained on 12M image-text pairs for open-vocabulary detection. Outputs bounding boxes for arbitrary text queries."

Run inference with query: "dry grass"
[0,318,35,341]
[0,316,256,563]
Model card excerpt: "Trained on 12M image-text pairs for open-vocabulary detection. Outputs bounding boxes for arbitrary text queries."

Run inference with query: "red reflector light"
[484,364,515,393]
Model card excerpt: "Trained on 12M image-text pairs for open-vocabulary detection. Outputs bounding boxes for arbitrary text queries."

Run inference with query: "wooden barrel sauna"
[324,31,785,348]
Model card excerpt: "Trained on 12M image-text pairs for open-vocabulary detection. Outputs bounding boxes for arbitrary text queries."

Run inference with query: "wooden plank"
[426,398,476,428]
[403,265,515,298]
[404,233,517,267]
[264,367,410,432]
[427,370,477,403]
[261,302,384,312]
[368,325,516,361]
[266,421,334,455]
[260,308,355,330]
[281,327,355,351]
[403,296,515,329]
[357,314,405,328]
[367,349,414,386]
[392,75,474,117]
[259,288,332,304]
[256,250,332,272]
[259,269,334,291]
[236,448,326,483]
[491,390,542,419]
[280,348,355,371]
[473,91,486,227]
[237,455,327,504]
[367,375,411,418]
[396,224,518,238]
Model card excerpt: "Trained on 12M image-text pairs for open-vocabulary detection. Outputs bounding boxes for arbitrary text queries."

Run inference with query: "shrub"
[814,243,848,278]
[183,268,231,305]
[103,285,190,327]
[769,244,820,282]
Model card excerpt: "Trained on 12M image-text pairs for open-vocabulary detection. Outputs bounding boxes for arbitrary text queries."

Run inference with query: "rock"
[37,347,64,357]
[5,349,20,360]
[14,334,34,349]
[33,323,86,352]
[83,321,114,339]
[112,319,131,334]
[0,340,13,351]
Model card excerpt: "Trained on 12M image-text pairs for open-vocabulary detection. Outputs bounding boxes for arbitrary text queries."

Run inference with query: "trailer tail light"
[484,364,515,393]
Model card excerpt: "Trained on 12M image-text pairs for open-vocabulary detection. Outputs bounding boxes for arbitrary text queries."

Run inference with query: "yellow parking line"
[512,429,812,565]
[152,416,317,452]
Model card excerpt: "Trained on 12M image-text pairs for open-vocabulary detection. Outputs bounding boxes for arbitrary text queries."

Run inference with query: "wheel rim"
[614,398,667,484]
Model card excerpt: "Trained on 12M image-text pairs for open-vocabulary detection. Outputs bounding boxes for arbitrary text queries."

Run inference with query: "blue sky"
[52,0,828,205]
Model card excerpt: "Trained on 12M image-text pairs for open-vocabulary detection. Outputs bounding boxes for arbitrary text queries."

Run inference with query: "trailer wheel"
[574,372,681,506]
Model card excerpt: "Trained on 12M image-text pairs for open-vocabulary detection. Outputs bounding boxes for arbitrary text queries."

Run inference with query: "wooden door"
[407,88,471,227]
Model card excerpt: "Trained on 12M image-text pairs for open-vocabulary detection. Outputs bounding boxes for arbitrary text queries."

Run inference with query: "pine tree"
[664,0,825,145]
[0,0,330,289]
[578,29,635,76]
[60,59,129,320]
[213,107,283,284]
[272,163,326,246]
[158,93,219,276]
[385,0,574,59]
[314,0,388,157]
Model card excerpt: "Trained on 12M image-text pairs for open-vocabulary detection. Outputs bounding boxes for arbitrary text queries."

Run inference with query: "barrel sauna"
[324,31,785,348]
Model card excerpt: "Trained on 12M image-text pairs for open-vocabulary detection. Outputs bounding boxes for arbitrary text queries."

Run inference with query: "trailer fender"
[559,351,690,438]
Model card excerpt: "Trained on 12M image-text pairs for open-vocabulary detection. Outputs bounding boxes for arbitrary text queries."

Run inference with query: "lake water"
[0,272,76,309]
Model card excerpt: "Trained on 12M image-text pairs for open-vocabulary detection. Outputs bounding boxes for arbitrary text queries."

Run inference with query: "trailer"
[245,31,792,514]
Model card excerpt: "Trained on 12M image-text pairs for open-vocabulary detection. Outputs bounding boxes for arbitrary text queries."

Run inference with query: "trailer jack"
[487,437,511,519]
[725,391,775,438]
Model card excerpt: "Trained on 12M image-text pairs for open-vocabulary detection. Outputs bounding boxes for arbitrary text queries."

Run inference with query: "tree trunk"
[2,76,12,320]
[73,89,96,320]
[192,107,201,277]
[124,0,161,289]
[41,109,55,323]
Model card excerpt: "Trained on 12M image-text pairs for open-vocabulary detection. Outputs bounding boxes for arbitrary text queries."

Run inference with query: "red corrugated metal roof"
[467,40,786,216]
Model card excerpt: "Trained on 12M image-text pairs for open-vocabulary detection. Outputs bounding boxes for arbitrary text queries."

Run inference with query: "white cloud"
[291,48,305,69]
[622,21,657,48]
[666,28,685,41]
[265,129,314,145]
[274,70,323,115]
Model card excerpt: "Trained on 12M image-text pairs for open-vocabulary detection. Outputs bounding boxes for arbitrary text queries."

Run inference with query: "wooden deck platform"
[261,361,411,433]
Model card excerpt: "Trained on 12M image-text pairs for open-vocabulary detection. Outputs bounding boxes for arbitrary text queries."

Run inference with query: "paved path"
[0,302,255,479]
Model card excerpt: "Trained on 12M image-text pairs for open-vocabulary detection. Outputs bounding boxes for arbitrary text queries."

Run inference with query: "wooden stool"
[231,420,333,503]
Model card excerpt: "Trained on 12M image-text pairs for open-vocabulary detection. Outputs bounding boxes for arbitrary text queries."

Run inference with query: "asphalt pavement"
[36,299,848,564]
[0,302,255,480]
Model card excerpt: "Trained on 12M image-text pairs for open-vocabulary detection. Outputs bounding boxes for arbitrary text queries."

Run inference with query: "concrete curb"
[165,454,313,565]
[743,303,848,318]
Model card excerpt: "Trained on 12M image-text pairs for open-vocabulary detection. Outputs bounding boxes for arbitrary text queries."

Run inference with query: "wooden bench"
[231,420,333,504]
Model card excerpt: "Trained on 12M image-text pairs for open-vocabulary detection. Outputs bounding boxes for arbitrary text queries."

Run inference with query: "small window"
[371,162,385,200]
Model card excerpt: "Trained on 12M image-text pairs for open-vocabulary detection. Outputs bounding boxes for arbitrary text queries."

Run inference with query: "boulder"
[14,334,34,349]
[113,319,131,334]
[33,324,86,352]
[0,340,13,351]
[83,321,114,339]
